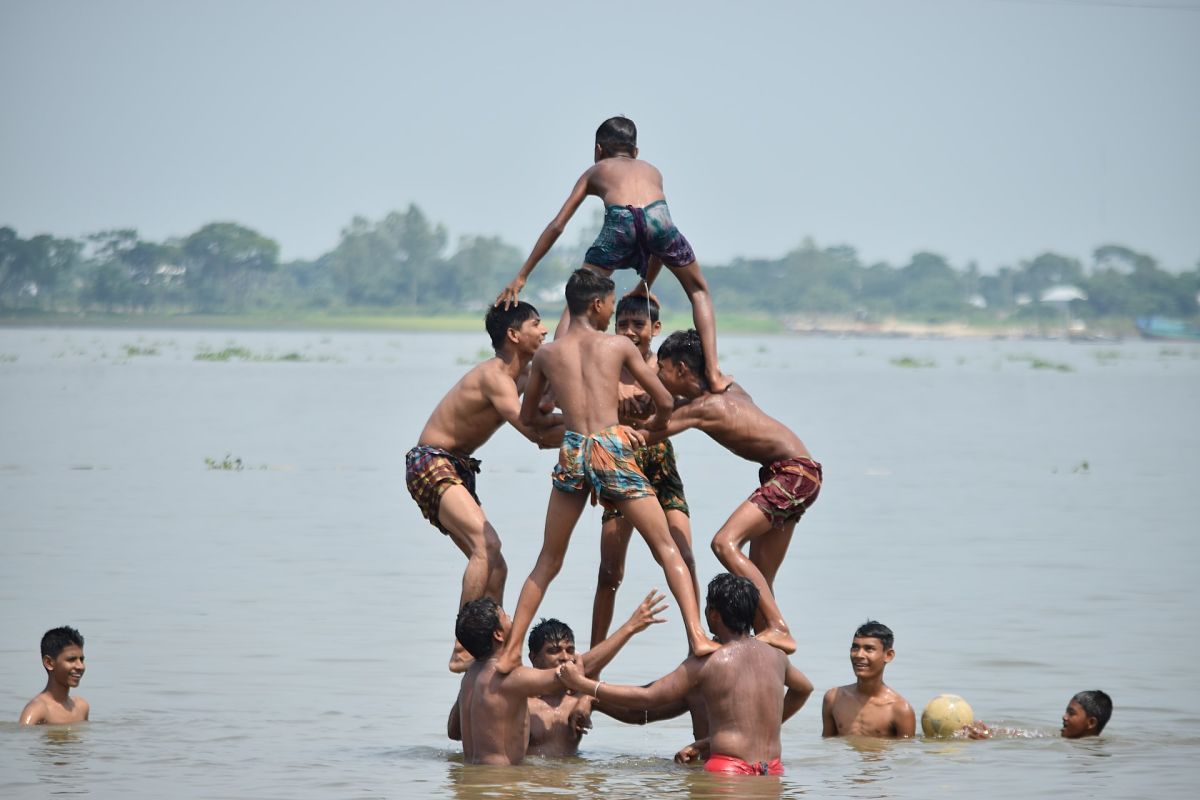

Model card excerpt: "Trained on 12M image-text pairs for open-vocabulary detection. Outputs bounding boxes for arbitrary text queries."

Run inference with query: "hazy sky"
[2,0,1198,272]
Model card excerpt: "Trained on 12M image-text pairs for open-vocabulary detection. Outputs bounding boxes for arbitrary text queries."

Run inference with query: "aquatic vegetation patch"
[456,347,493,365]
[194,347,330,363]
[0,353,16,363]
[205,454,244,471]
[890,356,936,368]
[1093,350,1121,364]
[1006,354,1072,372]
[123,344,160,357]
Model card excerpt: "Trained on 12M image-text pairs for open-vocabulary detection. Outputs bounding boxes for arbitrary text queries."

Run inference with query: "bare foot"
[448,641,474,673]
[690,636,722,658]
[707,371,734,393]
[755,627,797,654]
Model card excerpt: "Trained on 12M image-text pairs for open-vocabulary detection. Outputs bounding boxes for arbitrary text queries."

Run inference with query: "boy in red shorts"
[642,329,823,655]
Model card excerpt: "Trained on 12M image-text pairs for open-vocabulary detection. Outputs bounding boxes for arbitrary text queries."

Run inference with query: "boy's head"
[595,116,637,159]
[615,294,662,356]
[657,329,707,395]
[1062,690,1112,738]
[485,300,545,354]
[850,620,895,680]
[705,573,759,636]
[528,618,576,669]
[565,268,615,324]
[455,598,510,660]
[40,626,85,687]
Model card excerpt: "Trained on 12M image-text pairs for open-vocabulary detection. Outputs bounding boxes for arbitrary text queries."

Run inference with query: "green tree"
[182,223,279,311]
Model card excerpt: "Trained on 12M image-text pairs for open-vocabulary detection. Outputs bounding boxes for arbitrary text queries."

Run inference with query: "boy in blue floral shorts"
[590,294,698,648]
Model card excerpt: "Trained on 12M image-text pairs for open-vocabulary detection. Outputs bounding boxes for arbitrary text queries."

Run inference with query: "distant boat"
[1136,316,1200,342]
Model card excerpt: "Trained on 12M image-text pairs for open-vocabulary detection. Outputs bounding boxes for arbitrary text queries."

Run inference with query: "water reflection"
[30,725,90,795]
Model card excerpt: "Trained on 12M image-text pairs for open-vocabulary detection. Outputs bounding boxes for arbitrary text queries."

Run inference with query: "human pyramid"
[402,118,1111,774]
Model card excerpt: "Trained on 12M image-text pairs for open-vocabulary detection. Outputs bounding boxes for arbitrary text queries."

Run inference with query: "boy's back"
[457,658,531,765]
[535,330,635,436]
[583,156,666,209]
[698,638,789,762]
[670,383,810,466]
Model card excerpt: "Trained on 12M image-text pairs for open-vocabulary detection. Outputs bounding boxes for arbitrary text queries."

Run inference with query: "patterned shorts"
[748,457,822,529]
[552,426,654,506]
[601,439,688,523]
[584,200,696,278]
[405,445,481,534]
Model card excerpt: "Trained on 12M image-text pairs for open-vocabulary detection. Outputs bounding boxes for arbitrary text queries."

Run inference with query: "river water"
[0,327,1197,799]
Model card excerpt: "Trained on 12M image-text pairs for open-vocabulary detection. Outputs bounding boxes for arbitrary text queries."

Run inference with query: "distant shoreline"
[0,310,1134,341]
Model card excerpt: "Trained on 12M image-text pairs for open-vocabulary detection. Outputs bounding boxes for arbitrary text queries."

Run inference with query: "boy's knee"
[597,560,625,590]
[711,536,737,562]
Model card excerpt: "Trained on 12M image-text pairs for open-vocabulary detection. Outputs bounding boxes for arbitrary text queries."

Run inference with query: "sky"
[2,0,1198,273]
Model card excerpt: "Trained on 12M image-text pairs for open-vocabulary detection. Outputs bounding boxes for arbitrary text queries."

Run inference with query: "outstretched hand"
[625,589,669,633]
[495,277,526,309]
[961,721,993,739]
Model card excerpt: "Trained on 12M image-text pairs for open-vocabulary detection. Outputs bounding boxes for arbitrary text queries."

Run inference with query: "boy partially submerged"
[20,626,89,725]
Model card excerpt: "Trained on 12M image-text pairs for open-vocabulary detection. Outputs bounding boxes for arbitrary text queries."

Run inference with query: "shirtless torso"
[822,684,916,738]
[19,691,89,725]
[660,383,810,466]
[581,156,667,208]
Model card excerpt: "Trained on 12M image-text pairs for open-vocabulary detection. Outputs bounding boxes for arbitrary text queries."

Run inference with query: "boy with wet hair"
[590,293,697,648]
[494,270,718,674]
[449,591,665,765]
[644,329,822,654]
[406,301,564,671]
[495,115,731,393]
[966,689,1114,739]
[20,626,89,725]
[822,620,916,738]
[559,573,814,776]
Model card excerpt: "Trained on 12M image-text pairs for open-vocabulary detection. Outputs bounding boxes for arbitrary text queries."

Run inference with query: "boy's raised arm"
[622,340,673,430]
[558,658,700,712]
[488,367,561,448]
[517,353,551,429]
[578,590,667,678]
[496,173,591,308]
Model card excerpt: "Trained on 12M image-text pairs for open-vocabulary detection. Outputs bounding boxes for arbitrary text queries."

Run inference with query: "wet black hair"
[485,300,539,352]
[528,618,574,655]
[616,293,660,324]
[853,620,895,650]
[456,598,501,659]
[1072,690,1113,733]
[41,626,84,659]
[565,268,614,315]
[657,329,705,385]
[595,116,637,157]
[706,573,758,635]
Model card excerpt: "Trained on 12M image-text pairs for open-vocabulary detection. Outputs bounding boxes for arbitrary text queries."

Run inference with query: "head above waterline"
[595,116,637,160]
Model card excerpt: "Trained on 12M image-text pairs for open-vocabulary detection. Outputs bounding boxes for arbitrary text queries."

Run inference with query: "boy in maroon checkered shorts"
[640,330,822,656]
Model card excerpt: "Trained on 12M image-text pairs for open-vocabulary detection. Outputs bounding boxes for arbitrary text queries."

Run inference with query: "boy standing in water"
[406,302,563,671]
[560,573,814,776]
[495,270,719,673]
[645,329,822,654]
[20,626,89,725]
[495,115,731,392]
[450,591,665,765]
[822,620,916,738]
[590,293,697,647]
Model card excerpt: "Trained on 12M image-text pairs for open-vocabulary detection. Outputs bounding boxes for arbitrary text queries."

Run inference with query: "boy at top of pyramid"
[495,115,731,393]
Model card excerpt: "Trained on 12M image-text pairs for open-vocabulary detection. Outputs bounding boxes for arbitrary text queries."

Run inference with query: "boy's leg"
[748,521,796,590]
[494,488,590,673]
[614,495,719,658]
[437,485,507,673]
[590,514,635,647]
[667,261,732,393]
[665,507,700,611]
[710,501,796,654]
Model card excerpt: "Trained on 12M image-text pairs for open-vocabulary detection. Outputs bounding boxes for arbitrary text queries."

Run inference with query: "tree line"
[1,206,1196,325]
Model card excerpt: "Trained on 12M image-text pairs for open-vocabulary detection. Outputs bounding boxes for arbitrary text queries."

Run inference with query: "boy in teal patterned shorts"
[493,269,719,674]
[590,294,698,648]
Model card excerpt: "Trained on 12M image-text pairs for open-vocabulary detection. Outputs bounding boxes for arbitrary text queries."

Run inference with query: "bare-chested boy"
[20,626,89,725]
[405,301,563,671]
[643,329,822,654]
[821,620,916,738]
[591,293,697,648]
[494,269,718,673]
[964,689,1113,739]
[449,590,664,765]
[560,573,814,776]
[495,115,730,392]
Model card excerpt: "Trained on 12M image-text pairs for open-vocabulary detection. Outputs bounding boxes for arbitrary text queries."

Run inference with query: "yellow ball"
[921,694,974,738]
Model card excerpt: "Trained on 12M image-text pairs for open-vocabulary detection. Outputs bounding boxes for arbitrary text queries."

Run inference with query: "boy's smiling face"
[616,313,660,357]
[849,636,892,680]
[45,644,85,688]
[511,314,547,354]
[1061,700,1095,738]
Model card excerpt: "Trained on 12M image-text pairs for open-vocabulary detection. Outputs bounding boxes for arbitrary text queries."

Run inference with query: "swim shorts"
[552,426,654,506]
[405,445,482,534]
[584,200,696,278]
[704,753,784,776]
[601,439,688,523]
[748,456,822,529]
